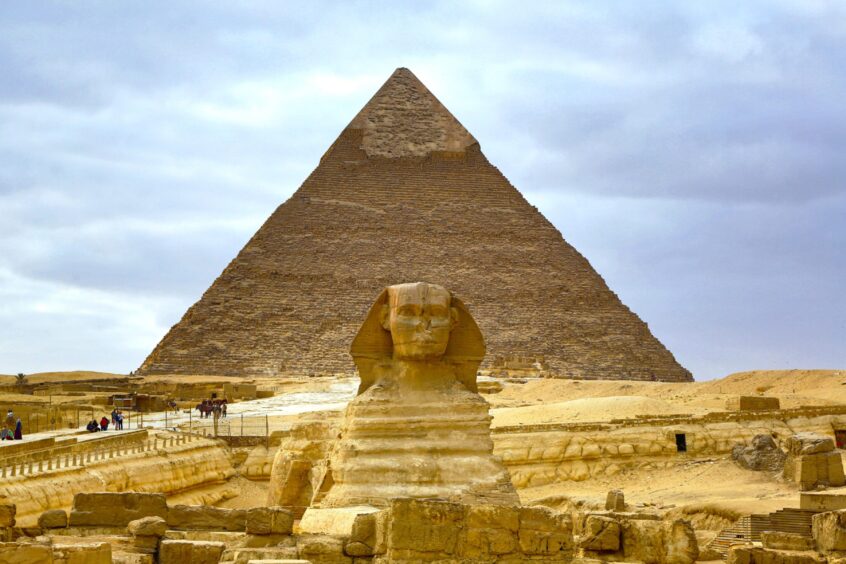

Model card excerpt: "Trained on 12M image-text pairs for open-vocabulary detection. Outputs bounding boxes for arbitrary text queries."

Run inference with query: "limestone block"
[0,504,15,527]
[813,509,846,552]
[345,512,377,557]
[167,504,246,531]
[159,540,225,564]
[761,531,816,551]
[621,518,663,563]
[579,515,620,552]
[69,493,167,527]
[663,519,699,564]
[387,498,464,555]
[727,545,826,564]
[463,505,520,557]
[296,534,350,563]
[245,507,294,535]
[38,509,67,529]
[605,489,625,511]
[517,506,573,555]
[0,542,53,563]
[786,433,835,455]
[801,492,846,511]
[52,541,112,564]
[128,516,167,537]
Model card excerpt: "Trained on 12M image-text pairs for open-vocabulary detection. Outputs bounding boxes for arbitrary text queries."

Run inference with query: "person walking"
[14,417,22,440]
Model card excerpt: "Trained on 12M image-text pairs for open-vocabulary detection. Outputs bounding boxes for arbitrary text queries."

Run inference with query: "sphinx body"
[311,282,518,508]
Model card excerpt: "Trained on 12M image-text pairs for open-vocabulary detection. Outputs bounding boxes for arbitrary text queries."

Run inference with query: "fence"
[8,408,145,435]
[141,410,273,446]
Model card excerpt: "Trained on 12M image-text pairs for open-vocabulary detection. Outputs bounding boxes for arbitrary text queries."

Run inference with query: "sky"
[1,1,844,380]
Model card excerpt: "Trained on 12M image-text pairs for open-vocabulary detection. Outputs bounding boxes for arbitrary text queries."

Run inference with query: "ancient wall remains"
[492,407,846,488]
[0,431,234,526]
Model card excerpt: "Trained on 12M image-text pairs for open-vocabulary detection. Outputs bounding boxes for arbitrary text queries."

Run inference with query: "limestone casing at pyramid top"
[340,67,478,158]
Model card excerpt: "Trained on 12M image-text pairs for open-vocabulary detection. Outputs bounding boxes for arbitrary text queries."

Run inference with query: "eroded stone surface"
[69,493,167,527]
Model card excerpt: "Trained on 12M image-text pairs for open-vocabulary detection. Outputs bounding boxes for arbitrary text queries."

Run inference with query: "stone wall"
[0,432,234,526]
[492,410,846,488]
[138,68,691,382]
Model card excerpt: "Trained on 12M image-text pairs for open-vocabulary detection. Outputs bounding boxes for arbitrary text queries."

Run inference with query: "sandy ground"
[3,367,844,526]
[486,370,846,426]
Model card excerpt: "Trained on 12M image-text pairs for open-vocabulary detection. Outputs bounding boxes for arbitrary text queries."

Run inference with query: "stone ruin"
[783,433,846,491]
[732,434,788,472]
[138,67,691,383]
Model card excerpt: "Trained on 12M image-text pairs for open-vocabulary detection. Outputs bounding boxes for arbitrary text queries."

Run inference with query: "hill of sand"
[0,371,127,385]
[491,395,710,428]
[486,370,846,417]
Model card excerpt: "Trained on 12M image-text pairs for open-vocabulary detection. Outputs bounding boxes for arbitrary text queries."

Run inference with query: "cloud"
[0,1,843,377]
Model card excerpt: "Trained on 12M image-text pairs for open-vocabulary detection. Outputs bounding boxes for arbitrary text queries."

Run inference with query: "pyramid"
[138,68,692,382]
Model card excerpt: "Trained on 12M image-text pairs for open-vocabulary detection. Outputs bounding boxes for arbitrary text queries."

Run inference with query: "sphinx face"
[383,282,456,360]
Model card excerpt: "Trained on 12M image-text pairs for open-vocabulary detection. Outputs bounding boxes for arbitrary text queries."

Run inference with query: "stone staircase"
[704,507,819,559]
[705,514,770,559]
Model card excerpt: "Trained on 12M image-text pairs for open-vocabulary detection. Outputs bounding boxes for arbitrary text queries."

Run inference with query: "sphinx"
[310,282,518,508]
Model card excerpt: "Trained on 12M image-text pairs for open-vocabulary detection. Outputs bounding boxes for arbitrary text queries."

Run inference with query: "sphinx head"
[350,282,486,393]
[379,282,458,360]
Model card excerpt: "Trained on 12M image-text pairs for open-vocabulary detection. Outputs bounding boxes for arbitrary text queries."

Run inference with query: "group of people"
[1,410,22,440]
[86,409,125,433]
[196,398,227,419]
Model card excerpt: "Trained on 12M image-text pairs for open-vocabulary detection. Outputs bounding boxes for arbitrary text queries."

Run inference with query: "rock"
[464,505,520,557]
[812,509,846,552]
[0,504,15,528]
[38,509,67,529]
[387,498,464,554]
[0,542,53,563]
[618,517,698,564]
[579,515,620,552]
[664,519,699,564]
[245,506,294,535]
[345,512,378,556]
[621,518,664,563]
[159,540,225,564]
[762,531,816,551]
[297,534,349,563]
[52,541,112,564]
[128,516,167,537]
[517,506,573,556]
[728,545,826,564]
[784,450,846,490]
[167,504,246,531]
[69,492,167,527]
[732,434,787,472]
[786,433,836,455]
[606,489,626,511]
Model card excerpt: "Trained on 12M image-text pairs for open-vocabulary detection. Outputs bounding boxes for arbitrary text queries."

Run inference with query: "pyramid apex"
[341,68,477,158]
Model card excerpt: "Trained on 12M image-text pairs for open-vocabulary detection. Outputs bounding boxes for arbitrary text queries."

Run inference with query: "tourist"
[110,408,117,428]
[0,428,12,440]
[14,417,22,440]
[115,411,123,430]
[5,410,14,431]
[100,416,109,431]
[86,420,100,432]
[221,402,227,418]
